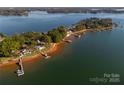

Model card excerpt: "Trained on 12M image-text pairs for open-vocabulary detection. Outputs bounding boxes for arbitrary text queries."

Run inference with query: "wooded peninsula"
[0,17,115,65]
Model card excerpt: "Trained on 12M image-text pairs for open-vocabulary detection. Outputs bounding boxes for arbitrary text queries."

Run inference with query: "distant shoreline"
[0,7,124,16]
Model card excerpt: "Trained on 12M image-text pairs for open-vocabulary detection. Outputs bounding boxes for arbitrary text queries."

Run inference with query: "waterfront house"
[66,30,72,37]
[37,40,46,45]
[20,48,31,55]
[35,46,46,50]
[37,40,41,44]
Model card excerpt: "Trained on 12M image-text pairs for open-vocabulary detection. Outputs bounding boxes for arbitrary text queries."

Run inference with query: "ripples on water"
[0,12,124,84]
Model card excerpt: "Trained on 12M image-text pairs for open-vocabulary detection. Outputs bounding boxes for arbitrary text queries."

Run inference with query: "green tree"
[48,26,67,43]
[39,34,52,44]
[57,26,67,37]
[12,34,25,46]
[48,29,62,43]
[0,37,20,57]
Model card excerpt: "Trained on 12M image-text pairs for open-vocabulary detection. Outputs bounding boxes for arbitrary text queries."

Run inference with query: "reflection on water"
[0,12,124,84]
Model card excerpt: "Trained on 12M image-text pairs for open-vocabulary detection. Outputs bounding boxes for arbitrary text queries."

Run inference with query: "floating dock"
[41,52,51,59]
[64,40,72,43]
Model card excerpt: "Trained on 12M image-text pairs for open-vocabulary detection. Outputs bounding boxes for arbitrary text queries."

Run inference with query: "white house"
[66,30,72,37]
[35,46,46,50]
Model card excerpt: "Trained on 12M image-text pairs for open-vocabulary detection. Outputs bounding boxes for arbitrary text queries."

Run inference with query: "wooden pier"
[16,57,24,77]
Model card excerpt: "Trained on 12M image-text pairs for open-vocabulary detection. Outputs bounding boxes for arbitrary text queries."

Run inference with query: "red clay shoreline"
[0,28,112,67]
[0,43,62,67]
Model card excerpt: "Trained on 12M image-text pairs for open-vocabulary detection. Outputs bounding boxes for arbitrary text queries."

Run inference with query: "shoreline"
[0,27,112,67]
[0,43,62,67]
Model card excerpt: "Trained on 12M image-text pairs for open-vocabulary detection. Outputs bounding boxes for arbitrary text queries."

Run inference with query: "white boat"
[78,35,81,38]
[45,56,51,59]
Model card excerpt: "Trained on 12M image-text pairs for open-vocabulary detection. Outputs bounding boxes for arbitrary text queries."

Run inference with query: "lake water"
[0,11,124,85]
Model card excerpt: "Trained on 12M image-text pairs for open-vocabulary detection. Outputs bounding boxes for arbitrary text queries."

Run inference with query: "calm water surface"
[0,12,124,84]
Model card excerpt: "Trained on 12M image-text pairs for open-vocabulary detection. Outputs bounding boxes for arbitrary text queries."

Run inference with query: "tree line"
[0,17,114,57]
[73,17,113,31]
[0,26,67,57]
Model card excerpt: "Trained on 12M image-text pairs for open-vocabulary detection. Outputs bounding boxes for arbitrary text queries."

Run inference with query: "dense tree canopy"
[0,26,67,57]
[0,37,20,57]
[48,26,67,43]
[39,34,52,44]
[0,18,113,57]
[74,17,113,31]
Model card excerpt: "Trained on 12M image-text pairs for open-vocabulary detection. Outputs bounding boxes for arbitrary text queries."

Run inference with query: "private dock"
[64,40,72,43]
[16,57,24,77]
[41,52,51,59]
[74,34,81,38]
